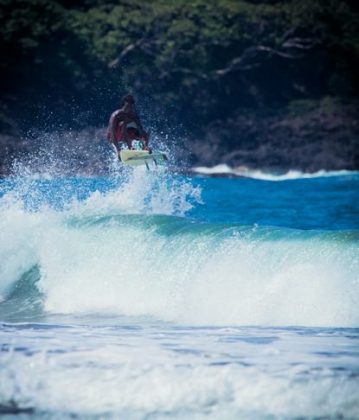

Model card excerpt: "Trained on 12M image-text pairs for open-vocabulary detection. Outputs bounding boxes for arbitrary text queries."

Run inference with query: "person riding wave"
[107,94,149,154]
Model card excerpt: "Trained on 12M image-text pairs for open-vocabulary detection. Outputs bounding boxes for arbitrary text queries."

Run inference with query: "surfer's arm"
[107,112,119,142]
[109,131,121,156]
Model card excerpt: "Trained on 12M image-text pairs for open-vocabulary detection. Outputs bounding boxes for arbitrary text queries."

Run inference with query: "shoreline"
[1,165,358,182]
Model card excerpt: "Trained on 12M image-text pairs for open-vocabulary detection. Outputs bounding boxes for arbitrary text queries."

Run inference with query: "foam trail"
[1,342,358,418]
[193,165,358,181]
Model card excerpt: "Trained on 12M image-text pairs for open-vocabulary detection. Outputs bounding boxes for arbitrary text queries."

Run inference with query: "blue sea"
[0,162,359,418]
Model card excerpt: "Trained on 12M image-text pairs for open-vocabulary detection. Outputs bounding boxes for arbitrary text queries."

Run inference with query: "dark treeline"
[1,0,358,172]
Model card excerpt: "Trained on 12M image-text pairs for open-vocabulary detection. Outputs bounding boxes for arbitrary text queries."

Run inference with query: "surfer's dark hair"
[122,94,135,105]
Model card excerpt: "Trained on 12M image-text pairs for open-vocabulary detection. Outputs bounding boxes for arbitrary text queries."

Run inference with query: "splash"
[0,163,202,305]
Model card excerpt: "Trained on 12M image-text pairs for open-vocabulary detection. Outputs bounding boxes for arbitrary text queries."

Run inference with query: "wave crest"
[192,165,358,181]
[1,208,358,327]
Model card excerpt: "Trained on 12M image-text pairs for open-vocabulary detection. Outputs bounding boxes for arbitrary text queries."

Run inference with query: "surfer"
[107,94,150,154]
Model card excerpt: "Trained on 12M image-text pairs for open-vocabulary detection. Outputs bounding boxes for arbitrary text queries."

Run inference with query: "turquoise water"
[0,166,358,418]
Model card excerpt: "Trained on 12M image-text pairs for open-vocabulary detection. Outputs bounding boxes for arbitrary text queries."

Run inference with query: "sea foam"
[192,165,358,181]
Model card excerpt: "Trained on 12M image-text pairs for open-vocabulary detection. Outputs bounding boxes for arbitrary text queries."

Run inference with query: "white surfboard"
[120,150,168,167]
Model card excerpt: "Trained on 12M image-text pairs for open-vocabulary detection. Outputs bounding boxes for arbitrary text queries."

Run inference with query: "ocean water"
[0,164,359,419]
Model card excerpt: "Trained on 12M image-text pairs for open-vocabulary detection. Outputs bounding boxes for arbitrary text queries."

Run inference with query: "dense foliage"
[1,0,358,132]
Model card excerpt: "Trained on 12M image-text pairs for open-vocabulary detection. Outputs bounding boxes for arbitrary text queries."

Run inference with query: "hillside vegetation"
[1,0,358,173]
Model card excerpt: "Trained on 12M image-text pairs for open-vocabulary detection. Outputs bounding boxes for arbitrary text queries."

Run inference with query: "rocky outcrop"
[190,100,359,171]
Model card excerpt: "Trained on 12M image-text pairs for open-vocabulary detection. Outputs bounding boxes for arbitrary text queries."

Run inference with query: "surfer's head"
[122,94,135,105]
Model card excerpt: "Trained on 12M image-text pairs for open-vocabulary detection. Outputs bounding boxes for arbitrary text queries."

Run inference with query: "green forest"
[1,0,358,172]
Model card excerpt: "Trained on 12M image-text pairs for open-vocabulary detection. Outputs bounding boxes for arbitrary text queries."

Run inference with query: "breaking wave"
[0,170,358,327]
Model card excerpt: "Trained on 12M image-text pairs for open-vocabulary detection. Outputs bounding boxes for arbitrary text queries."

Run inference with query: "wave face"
[1,170,358,327]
